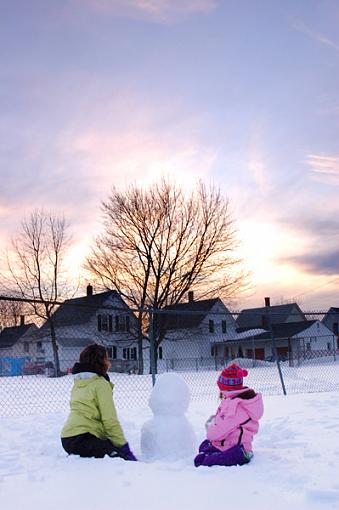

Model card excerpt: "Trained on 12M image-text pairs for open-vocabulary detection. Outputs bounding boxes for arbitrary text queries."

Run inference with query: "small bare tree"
[0,298,27,328]
[5,210,70,376]
[86,179,247,373]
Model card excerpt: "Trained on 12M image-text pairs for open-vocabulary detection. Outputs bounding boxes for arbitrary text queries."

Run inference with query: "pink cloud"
[74,0,217,22]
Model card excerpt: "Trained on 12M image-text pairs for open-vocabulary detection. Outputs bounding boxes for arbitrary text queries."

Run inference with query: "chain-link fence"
[0,294,339,417]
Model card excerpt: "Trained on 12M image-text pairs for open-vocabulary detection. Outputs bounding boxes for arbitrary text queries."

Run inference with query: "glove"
[115,442,137,461]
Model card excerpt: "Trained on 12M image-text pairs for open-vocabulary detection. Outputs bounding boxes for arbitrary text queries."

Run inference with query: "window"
[115,315,130,332]
[306,342,311,352]
[36,341,42,350]
[327,342,331,351]
[123,348,130,360]
[131,347,137,360]
[211,345,217,357]
[106,346,117,359]
[23,342,29,353]
[98,314,113,332]
[209,320,215,333]
[101,315,109,332]
[158,346,163,360]
[333,322,338,335]
[221,320,227,334]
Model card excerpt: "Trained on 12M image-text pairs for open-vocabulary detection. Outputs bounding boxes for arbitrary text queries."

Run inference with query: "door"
[255,348,265,360]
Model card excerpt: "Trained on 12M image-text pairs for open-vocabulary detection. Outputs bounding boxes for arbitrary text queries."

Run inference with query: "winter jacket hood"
[207,387,264,453]
[71,362,111,382]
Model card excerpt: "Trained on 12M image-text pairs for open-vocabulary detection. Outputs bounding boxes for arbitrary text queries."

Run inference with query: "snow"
[141,373,196,460]
[1,372,339,510]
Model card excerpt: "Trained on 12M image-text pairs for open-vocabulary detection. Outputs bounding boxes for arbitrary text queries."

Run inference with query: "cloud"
[282,250,339,276]
[245,126,273,197]
[291,19,339,52]
[306,153,339,185]
[76,0,218,23]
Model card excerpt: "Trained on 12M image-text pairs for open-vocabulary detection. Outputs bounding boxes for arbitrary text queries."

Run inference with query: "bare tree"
[86,179,247,373]
[5,210,70,376]
[0,298,27,328]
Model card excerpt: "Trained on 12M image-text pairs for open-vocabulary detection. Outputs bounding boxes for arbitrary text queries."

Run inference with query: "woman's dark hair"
[79,344,109,376]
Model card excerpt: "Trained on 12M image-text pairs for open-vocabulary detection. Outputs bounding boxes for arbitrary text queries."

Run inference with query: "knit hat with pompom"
[217,363,248,391]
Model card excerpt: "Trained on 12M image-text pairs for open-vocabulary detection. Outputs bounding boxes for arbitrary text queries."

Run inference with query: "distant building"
[221,320,335,362]
[0,318,39,376]
[322,307,339,345]
[37,285,139,372]
[157,291,237,371]
[236,298,306,330]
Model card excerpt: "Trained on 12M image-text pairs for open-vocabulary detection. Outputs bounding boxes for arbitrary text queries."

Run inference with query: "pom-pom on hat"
[217,363,248,391]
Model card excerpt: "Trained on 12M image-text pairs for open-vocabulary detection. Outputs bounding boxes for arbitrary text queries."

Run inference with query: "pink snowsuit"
[207,388,264,453]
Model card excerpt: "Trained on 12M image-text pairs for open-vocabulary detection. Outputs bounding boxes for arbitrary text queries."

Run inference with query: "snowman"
[141,372,196,461]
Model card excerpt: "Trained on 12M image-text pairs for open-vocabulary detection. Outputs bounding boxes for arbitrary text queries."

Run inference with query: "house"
[37,285,139,372]
[0,318,39,376]
[156,291,237,371]
[213,320,336,365]
[322,307,339,345]
[236,298,306,330]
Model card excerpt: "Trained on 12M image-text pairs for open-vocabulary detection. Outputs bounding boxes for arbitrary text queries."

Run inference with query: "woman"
[61,343,137,460]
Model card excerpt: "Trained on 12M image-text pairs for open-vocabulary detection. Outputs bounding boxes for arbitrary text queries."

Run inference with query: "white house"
[37,285,139,373]
[216,320,336,365]
[322,307,339,343]
[155,292,237,372]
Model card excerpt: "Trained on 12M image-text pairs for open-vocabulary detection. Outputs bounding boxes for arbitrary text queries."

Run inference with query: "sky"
[1,0,339,311]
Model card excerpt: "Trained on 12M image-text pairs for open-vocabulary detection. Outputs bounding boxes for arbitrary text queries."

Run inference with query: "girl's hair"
[79,344,109,376]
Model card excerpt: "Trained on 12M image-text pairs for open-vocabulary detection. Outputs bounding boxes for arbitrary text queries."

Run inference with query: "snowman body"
[141,373,196,461]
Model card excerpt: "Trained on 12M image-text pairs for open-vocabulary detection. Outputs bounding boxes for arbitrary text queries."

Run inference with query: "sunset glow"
[1,1,339,310]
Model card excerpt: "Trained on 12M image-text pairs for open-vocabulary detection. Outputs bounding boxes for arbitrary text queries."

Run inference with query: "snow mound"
[141,415,196,461]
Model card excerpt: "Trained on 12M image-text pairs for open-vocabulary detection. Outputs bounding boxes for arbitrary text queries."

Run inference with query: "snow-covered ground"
[1,387,339,509]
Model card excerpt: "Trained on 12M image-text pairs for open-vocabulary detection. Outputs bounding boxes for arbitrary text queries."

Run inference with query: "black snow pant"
[61,432,116,458]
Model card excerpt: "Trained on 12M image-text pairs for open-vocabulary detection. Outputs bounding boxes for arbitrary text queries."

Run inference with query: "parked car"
[22,360,55,376]
[22,360,46,375]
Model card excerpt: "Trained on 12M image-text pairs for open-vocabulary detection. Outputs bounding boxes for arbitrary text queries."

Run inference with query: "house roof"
[160,298,225,330]
[323,307,339,315]
[241,320,318,341]
[236,303,306,329]
[40,290,123,329]
[0,323,37,349]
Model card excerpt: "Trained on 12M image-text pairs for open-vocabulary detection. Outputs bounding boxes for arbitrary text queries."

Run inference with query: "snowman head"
[149,373,190,416]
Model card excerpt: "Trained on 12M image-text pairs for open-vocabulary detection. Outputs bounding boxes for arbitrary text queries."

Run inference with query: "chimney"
[188,291,194,303]
[87,284,93,297]
[264,297,270,307]
[20,315,25,326]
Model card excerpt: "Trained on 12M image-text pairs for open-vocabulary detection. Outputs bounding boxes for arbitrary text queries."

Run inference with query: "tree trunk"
[48,319,61,377]
[137,334,144,375]
[136,313,144,374]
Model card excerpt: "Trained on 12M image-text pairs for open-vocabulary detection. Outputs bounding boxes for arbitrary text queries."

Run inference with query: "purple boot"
[195,444,251,467]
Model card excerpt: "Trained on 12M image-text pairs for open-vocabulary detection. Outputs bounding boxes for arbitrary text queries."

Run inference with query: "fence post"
[266,307,287,395]
[333,335,336,362]
[148,306,156,386]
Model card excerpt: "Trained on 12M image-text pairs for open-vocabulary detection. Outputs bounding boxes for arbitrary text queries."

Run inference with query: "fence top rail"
[0,295,333,318]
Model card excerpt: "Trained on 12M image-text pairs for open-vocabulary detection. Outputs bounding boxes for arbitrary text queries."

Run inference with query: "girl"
[194,363,263,467]
[61,343,137,460]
